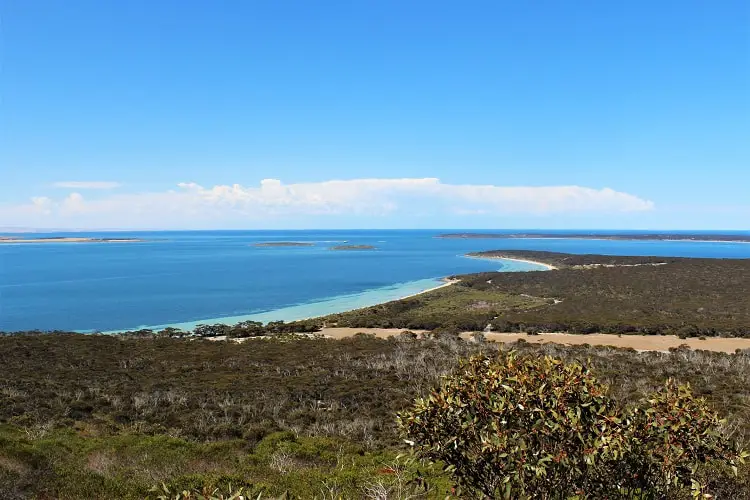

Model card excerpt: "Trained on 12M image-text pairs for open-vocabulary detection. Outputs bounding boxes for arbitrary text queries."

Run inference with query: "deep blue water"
[1,230,749,332]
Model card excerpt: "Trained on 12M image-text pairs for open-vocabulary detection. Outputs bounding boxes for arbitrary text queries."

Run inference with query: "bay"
[1,229,749,332]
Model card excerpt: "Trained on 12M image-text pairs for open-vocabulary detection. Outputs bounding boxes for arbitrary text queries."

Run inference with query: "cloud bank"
[53,181,121,189]
[1,178,653,228]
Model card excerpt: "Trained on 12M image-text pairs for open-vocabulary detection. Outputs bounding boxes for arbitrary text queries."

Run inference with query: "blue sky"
[1,0,748,230]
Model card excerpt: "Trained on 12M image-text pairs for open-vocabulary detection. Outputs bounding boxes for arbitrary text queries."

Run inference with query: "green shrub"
[149,479,261,500]
[399,353,624,498]
[617,380,748,498]
[399,352,746,499]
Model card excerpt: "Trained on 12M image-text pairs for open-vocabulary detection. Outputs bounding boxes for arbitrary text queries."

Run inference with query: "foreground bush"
[620,380,747,498]
[399,353,746,499]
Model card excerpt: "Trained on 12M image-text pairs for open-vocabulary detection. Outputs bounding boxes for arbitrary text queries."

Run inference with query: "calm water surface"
[1,230,749,332]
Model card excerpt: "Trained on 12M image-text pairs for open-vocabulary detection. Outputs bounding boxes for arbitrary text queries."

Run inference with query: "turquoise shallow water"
[1,229,749,333]
[138,277,451,332]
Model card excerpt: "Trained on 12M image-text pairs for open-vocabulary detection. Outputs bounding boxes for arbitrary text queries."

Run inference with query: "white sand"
[398,278,459,300]
[466,254,558,270]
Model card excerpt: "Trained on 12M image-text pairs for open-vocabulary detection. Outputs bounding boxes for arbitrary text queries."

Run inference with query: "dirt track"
[320,328,750,354]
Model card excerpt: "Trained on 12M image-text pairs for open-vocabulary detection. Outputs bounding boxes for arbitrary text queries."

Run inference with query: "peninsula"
[320,250,750,338]
[438,232,750,243]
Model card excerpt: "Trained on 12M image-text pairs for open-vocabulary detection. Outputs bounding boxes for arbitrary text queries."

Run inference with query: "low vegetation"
[324,286,548,332]
[2,333,750,498]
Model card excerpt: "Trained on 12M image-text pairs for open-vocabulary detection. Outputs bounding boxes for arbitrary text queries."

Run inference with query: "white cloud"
[53,181,121,189]
[0,178,654,228]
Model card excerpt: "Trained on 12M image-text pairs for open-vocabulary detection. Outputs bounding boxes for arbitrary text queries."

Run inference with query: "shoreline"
[397,277,458,300]
[101,256,549,333]
[103,277,451,334]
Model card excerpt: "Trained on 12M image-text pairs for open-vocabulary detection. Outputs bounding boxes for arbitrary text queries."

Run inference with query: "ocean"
[1,229,749,333]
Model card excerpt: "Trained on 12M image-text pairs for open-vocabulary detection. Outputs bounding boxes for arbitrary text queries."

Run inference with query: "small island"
[253,242,315,247]
[0,237,143,244]
[330,245,376,251]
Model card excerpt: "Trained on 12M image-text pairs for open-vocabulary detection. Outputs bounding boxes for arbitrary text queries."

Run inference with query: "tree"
[399,353,745,499]
[229,320,263,338]
[157,327,184,338]
[193,324,230,337]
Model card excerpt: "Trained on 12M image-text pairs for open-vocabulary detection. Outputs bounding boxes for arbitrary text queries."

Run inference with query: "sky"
[1,0,748,230]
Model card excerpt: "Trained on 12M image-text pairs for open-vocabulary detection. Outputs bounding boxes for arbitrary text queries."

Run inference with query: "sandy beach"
[467,254,558,270]
[398,278,459,299]
[319,328,750,354]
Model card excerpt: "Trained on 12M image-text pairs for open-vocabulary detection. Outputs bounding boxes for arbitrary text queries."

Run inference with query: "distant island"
[253,242,315,247]
[0,236,142,244]
[330,244,376,251]
[438,233,750,243]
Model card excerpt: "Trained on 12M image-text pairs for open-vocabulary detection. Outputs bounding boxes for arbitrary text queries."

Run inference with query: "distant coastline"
[0,237,142,244]
[439,233,750,243]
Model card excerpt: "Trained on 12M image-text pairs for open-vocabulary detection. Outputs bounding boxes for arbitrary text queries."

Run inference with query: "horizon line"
[2,227,749,233]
